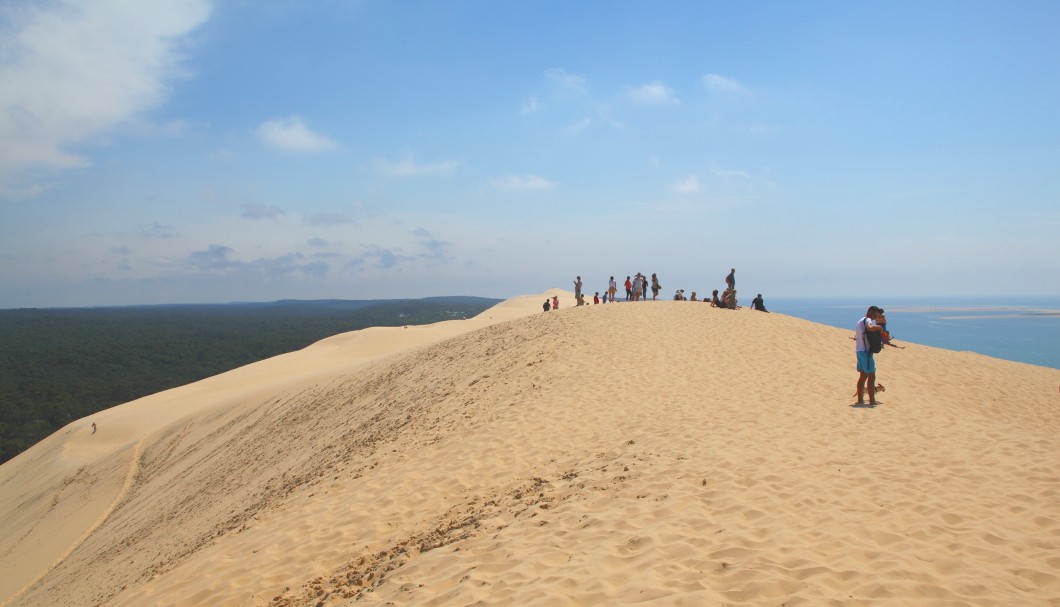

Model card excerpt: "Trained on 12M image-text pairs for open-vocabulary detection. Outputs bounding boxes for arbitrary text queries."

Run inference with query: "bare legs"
[857,371,877,406]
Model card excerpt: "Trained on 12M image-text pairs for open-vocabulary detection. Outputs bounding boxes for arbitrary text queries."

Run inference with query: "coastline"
[771,296,1060,370]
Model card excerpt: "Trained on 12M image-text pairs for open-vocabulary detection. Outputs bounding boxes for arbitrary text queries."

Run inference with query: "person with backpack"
[855,305,885,406]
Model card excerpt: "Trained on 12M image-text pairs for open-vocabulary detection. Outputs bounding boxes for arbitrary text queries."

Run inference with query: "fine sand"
[1,291,1058,606]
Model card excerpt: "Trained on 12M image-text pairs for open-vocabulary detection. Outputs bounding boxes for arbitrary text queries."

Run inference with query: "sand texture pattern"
[1,291,1058,606]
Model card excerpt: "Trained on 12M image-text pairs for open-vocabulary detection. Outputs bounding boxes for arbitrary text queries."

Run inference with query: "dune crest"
[2,293,1058,606]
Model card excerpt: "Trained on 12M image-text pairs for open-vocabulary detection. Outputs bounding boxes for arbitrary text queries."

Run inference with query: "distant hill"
[0,297,501,464]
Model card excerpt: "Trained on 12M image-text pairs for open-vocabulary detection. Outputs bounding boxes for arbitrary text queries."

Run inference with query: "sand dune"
[1,291,1058,606]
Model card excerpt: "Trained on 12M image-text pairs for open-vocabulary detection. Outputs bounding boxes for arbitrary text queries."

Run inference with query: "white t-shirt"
[855,316,877,352]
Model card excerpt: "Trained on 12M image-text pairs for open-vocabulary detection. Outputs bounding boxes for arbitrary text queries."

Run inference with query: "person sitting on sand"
[543,299,551,312]
[751,293,769,312]
[722,287,738,309]
[711,289,722,307]
[552,295,560,310]
[593,292,600,304]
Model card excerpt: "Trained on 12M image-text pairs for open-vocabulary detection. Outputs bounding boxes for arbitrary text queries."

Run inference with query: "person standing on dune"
[856,306,884,406]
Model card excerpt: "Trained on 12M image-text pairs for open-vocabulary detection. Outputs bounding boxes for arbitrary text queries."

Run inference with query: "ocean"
[769,296,1060,370]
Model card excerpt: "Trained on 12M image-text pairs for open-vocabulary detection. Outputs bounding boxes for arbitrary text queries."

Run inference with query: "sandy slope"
[1,292,1057,606]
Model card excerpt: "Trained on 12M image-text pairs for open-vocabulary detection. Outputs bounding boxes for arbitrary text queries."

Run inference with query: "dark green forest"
[0,297,500,464]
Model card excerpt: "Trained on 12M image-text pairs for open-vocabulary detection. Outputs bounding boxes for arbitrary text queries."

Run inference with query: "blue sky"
[1,1,1058,307]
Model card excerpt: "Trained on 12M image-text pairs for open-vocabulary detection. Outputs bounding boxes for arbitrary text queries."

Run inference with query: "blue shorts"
[857,351,875,373]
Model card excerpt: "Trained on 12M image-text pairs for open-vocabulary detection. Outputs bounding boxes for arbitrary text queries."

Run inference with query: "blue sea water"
[769,296,1060,370]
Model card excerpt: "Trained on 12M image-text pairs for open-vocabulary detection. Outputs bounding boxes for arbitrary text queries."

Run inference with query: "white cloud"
[671,175,700,193]
[702,73,748,93]
[0,0,212,198]
[374,156,461,177]
[257,116,338,153]
[628,82,679,106]
[559,117,592,136]
[489,174,556,191]
[521,96,539,114]
[544,68,587,93]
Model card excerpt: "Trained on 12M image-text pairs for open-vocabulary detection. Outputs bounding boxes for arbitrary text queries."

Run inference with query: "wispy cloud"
[352,245,413,270]
[702,73,748,93]
[182,244,332,278]
[304,212,356,227]
[628,82,680,106]
[489,174,556,191]
[712,168,752,179]
[185,244,237,272]
[138,222,179,239]
[374,157,461,177]
[242,204,285,220]
[545,68,587,93]
[413,228,453,263]
[671,175,701,193]
[711,166,776,188]
[559,117,592,136]
[257,116,338,153]
[521,96,539,114]
[0,0,212,198]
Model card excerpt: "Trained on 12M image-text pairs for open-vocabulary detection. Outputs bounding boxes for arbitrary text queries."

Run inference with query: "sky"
[1,0,1058,308]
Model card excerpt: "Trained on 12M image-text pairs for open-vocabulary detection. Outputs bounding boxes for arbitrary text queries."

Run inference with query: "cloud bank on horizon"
[1,1,1058,307]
